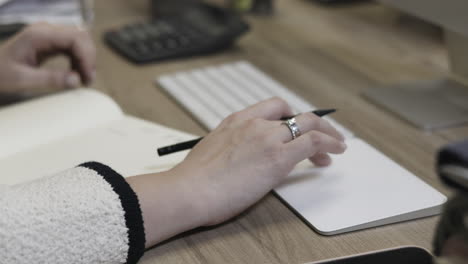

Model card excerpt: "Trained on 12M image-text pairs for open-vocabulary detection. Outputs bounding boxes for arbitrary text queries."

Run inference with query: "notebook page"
[0,116,196,185]
[0,89,123,160]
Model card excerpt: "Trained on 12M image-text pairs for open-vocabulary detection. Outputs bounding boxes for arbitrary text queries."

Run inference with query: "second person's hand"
[0,23,96,95]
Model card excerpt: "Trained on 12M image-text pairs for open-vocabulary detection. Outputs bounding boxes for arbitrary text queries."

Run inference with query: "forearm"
[126,169,205,248]
[0,162,145,264]
[0,160,207,262]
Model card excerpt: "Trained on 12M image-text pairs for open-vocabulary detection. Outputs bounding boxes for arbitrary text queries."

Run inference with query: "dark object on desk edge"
[308,246,433,264]
[313,0,370,5]
[433,139,468,257]
[437,138,468,192]
[157,109,336,156]
[0,23,25,40]
[103,3,249,64]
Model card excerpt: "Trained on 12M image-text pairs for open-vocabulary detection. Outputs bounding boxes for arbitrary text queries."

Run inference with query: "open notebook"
[0,89,196,185]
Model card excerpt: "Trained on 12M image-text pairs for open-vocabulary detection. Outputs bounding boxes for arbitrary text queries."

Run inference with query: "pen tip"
[314,109,336,117]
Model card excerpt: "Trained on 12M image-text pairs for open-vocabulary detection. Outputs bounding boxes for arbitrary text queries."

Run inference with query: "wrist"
[127,169,205,247]
[169,164,231,227]
[164,167,208,228]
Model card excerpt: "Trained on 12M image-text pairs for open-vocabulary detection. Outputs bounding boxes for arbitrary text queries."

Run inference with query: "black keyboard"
[104,4,249,64]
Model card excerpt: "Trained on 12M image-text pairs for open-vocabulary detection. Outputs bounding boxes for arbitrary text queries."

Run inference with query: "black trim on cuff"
[79,162,146,264]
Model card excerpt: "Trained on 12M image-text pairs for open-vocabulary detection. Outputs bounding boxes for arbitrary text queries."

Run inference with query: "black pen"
[157,109,336,156]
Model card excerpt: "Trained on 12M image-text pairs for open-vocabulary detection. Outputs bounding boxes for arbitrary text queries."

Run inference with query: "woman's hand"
[128,98,347,247]
[173,97,346,226]
[0,23,96,95]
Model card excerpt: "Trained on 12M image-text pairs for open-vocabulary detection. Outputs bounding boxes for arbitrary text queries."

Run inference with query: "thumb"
[17,67,81,92]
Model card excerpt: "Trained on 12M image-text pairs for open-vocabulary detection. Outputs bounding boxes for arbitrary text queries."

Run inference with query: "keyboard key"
[177,35,191,46]
[234,62,312,112]
[132,26,148,40]
[116,30,133,43]
[191,69,242,114]
[220,65,272,103]
[133,42,150,55]
[204,66,258,107]
[174,73,227,127]
[150,41,163,51]
[143,24,161,38]
[164,38,179,49]
[199,68,248,112]
[159,76,220,129]
[157,21,174,33]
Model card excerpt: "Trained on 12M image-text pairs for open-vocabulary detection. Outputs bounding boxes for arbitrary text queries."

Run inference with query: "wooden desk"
[92,0,468,263]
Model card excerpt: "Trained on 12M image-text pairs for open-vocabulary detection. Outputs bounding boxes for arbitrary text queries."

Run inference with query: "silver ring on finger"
[282,117,302,140]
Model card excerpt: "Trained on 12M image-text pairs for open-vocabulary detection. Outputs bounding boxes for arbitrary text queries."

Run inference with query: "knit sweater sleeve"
[0,162,145,264]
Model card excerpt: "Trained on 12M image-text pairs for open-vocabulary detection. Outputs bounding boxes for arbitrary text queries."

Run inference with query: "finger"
[273,112,345,143]
[222,97,293,127]
[241,97,294,120]
[60,27,96,85]
[27,24,96,85]
[283,130,347,165]
[68,30,96,85]
[308,153,332,167]
[219,97,293,129]
[17,67,81,92]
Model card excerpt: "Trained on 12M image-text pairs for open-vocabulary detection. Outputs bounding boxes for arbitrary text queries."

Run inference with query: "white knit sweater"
[0,162,146,264]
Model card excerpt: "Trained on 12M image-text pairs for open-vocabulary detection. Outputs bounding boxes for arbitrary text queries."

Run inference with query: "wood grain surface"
[90,0,467,263]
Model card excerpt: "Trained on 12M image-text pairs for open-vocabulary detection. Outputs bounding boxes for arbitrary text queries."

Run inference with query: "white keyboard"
[157,61,353,139]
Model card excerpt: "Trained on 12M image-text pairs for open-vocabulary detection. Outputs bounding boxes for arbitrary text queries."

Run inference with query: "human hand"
[0,23,96,95]
[128,98,346,247]
[171,97,347,226]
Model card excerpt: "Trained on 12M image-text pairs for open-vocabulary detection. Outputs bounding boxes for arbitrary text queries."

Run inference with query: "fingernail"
[340,142,347,150]
[66,74,80,89]
[318,155,331,163]
[315,155,332,167]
